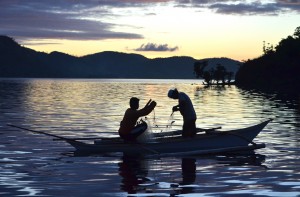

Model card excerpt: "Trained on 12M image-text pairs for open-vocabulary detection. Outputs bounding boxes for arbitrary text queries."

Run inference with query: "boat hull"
[67,119,272,155]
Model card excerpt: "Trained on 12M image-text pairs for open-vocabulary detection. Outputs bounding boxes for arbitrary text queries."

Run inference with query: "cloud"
[0,0,143,41]
[175,0,300,15]
[209,2,281,15]
[135,43,179,52]
[0,0,299,43]
[276,0,300,12]
[277,0,300,4]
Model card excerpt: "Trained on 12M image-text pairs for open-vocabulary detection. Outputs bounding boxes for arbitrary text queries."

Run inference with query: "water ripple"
[0,79,299,196]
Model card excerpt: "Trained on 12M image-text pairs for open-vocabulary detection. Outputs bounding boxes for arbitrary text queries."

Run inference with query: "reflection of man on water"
[118,156,197,194]
[181,158,196,185]
[118,155,149,193]
[118,97,156,141]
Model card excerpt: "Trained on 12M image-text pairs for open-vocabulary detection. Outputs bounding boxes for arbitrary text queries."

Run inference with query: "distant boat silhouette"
[203,81,236,86]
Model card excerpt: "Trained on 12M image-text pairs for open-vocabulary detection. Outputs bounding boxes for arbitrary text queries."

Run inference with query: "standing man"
[167,88,197,137]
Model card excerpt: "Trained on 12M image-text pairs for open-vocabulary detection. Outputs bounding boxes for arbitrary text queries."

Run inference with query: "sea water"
[0,78,299,196]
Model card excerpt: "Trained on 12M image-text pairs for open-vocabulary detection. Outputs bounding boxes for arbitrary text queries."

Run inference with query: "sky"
[0,0,300,61]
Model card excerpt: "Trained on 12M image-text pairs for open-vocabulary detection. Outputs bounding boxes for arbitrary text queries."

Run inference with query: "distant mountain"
[0,35,241,79]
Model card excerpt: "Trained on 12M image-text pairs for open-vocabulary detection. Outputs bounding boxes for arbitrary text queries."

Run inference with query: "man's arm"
[137,100,156,117]
[172,105,179,112]
[144,99,152,107]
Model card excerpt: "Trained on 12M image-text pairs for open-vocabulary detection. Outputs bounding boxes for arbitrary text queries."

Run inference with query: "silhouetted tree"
[227,72,233,83]
[263,41,274,55]
[236,26,300,93]
[194,61,233,85]
[194,60,208,78]
[293,26,300,38]
[213,64,227,84]
[203,71,212,85]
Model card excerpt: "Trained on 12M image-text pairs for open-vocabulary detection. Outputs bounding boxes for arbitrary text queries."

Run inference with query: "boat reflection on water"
[212,153,266,168]
[117,152,266,195]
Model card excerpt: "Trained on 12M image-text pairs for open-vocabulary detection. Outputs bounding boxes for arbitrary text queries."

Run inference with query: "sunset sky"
[1,0,299,61]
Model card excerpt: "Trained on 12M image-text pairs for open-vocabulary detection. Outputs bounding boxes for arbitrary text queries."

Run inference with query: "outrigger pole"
[7,124,119,141]
[7,124,74,141]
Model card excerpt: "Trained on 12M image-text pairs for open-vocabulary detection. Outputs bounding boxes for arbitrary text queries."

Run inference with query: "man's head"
[168,88,179,99]
[129,97,139,110]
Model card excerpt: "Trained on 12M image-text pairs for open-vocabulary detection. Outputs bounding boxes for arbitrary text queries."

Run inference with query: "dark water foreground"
[0,79,299,196]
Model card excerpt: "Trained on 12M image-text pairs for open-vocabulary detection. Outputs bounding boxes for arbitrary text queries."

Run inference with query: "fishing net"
[136,110,177,143]
[136,118,156,143]
[164,113,175,132]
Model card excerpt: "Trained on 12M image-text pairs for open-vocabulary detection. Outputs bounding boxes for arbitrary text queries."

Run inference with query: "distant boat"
[203,81,236,86]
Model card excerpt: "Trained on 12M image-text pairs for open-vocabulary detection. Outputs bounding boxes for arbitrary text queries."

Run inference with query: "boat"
[65,119,272,156]
[203,81,236,86]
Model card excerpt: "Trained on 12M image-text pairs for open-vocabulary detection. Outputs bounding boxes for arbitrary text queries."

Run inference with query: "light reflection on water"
[0,78,299,196]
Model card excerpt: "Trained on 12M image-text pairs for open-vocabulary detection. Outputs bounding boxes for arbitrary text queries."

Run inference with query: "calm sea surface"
[0,78,299,196]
